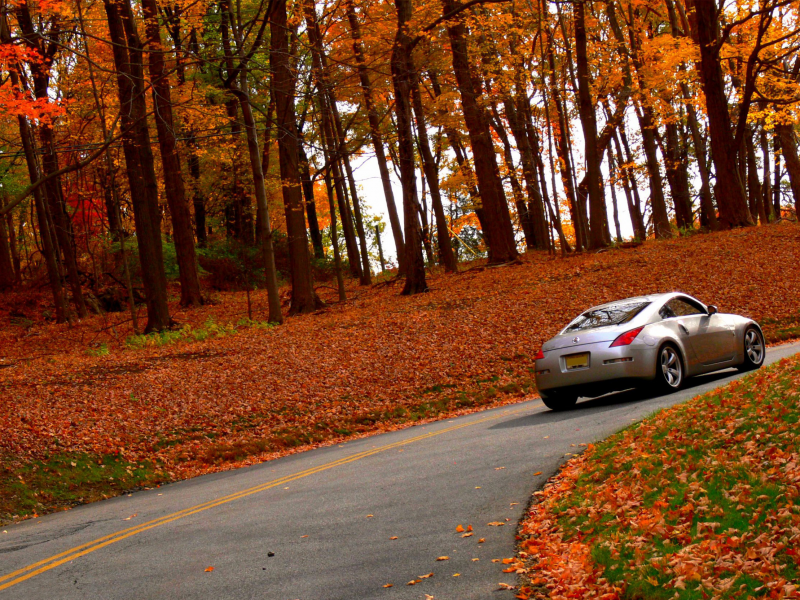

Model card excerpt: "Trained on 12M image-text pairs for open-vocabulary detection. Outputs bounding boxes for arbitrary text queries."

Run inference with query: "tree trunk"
[270,0,320,314]
[141,0,203,306]
[345,0,405,272]
[390,0,427,294]
[573,0,608,249]
[104,0,172,332]
[187,134,207,247]
[664,122,693,229]
[635,103,672,238]
[776,123,800,217]
[442,0,518,264]
[299,144,324,259]
[324,166,347,302]
[745,127,767,224]
[412,80,458,271]
[0,195,14,290]
[693,0,753,228]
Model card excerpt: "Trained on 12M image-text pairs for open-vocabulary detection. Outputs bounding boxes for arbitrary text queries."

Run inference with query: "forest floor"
[1,223,799,524]
[513,350,800,600]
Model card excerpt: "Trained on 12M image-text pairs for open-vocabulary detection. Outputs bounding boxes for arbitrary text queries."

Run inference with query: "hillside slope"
[1,224,799,522]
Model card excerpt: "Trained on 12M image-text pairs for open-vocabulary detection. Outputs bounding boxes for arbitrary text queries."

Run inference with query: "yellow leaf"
[436,556,450,561]
[462,532,473,538]
[419,572,434,579]
[488,522,505,526]
[453,573,460,577]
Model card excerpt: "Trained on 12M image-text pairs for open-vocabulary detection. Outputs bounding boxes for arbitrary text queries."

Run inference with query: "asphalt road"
[2,341,798,600]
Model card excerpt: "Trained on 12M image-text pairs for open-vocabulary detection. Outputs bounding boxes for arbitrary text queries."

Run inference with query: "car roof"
[584,292,699,313]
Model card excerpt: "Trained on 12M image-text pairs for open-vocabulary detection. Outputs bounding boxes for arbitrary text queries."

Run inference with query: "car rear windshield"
[565,301,651,332]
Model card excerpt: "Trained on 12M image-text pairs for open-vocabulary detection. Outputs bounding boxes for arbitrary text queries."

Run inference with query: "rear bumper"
[534,340,658,395]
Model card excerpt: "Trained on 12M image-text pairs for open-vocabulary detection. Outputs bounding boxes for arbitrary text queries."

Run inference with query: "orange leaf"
[204,567,214,572]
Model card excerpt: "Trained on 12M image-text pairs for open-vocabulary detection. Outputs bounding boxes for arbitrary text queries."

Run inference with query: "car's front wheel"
[539,389,578,411]
[738,326,765,371]
[655,344,683,392]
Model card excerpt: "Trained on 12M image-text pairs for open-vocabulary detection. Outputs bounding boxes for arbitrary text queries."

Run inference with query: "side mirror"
[707,305,718,315]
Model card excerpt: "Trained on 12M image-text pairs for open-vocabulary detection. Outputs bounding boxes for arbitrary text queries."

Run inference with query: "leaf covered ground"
[513,351,800,600]
[1,224,799,523]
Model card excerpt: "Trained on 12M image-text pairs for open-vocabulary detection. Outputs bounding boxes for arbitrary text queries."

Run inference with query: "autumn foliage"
[1,224,799,522]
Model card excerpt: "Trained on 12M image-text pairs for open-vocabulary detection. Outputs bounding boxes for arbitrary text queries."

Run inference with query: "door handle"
[678,323,689,335]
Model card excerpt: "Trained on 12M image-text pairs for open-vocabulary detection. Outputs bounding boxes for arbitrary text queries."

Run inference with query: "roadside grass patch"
[124,318,274,350]
[515,355,800,599]
[0,453,165,522]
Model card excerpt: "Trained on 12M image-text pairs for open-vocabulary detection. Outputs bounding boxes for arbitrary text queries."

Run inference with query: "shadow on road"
[492,369,738,428]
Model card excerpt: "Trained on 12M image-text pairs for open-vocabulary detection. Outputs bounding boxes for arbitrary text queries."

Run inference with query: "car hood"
[542,327,624,352]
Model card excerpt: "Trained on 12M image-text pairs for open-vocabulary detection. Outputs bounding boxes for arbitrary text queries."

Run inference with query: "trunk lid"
[542,327,622,352]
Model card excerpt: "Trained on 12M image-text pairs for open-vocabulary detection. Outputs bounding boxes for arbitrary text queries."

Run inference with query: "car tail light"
[534,349,544,360]
[610,326,645,347]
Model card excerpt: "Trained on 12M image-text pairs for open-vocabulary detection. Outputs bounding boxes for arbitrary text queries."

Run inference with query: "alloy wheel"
[745,329,764,364]
[660,346,682,388]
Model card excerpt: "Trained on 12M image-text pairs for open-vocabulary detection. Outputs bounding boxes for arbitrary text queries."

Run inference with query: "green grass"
[519,356,800,600]
[124,317,274,350]
[0,453,166,523]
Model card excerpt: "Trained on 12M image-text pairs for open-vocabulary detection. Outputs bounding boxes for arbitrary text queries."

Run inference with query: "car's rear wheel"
[738,326,765,371]
[656,344,683,392]
[539,389,578,411]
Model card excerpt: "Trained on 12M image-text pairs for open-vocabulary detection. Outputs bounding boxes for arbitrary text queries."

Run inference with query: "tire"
[738,326,765,371]
[540,389,578,411]
[655,344,684,392]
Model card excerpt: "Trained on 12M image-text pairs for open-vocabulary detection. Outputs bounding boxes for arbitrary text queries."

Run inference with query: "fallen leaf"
[462,532,473,538]
[472,558,480,561]
[453,573,460,577]
[495,467,505,470]
[407,579,421,585]
[390,536,398,540]
[488,522,505,526]
[419,572,434,579]
[366,514,374,518]
[204,566,214,572]
[122,514,137,521]
[498,583,515,590]
[436,556,450,561]
[479,538,486,543]
[456,524,465,532]
[533,471,542,476]
[502,558,515,564]
[382,584,393,588]
[300,535,308,538]
[467,525,473,532]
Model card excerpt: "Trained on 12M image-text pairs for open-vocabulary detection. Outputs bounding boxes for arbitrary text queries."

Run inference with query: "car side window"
[666,298,706,317]
[659,304,676,319]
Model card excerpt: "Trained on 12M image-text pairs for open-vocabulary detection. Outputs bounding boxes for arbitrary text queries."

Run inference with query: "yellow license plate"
[565,353,589,369]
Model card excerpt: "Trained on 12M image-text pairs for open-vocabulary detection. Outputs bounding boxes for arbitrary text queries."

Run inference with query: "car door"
[668,297,736,365]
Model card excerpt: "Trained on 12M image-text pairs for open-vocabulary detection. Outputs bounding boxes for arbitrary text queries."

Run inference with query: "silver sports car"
[533,292,765,411]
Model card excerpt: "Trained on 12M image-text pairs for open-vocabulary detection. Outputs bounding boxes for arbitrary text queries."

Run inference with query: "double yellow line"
[0,406,527,592]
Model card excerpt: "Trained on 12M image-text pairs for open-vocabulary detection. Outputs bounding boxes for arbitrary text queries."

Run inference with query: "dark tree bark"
[573,0,608,249]
[412,80,458,271]
[141,0,203,306]
[442,0,518,263]
[664,122,693,230]
[745,127,767,224]
[692,0,754,228]
[611,129,646,240]
[104,0,172,332]
[390,0,428,294]
[218,0,282,323]
[14,3,88,317]
[345,0,405,272]
[760,126,773,221]
[776,123,800,217]
[0,195,14,290]
[270,0,320,314]
[298,144,324,259]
